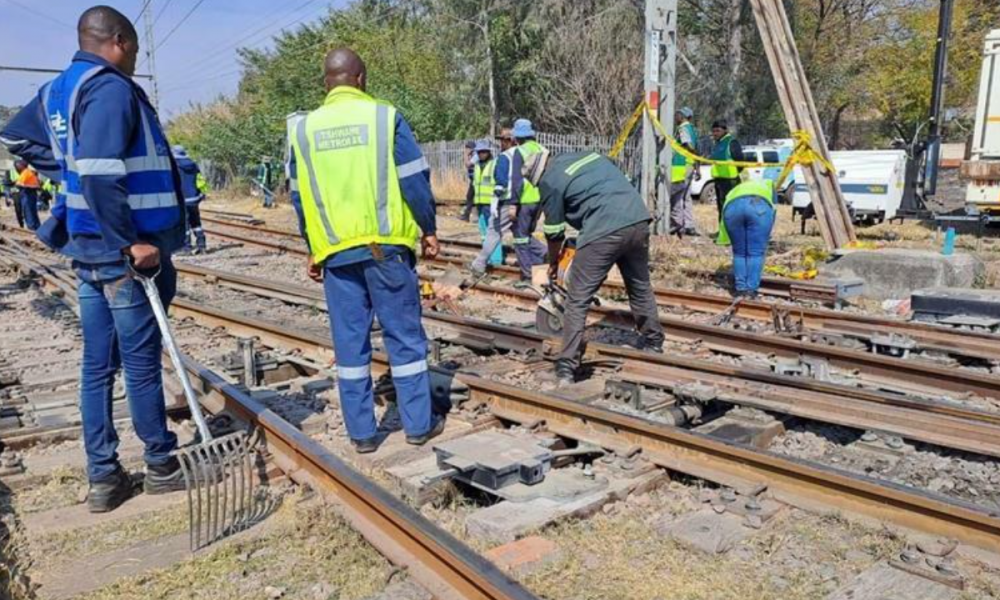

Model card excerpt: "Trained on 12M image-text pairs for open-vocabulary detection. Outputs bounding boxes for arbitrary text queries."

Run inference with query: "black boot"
[144,457,188,495]
[88,465,134,513]
[554,360,576,386]
[406,416,446,446]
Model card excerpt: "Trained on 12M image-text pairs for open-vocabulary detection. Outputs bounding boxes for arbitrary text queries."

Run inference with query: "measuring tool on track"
[132,263,257,550]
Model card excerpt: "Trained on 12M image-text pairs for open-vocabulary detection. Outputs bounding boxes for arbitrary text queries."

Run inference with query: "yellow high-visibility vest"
[473,159,496,205]
[516,140,543,205]
[291,86,420,264]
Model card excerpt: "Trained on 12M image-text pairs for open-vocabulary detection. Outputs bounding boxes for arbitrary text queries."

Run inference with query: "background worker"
[506,118,547,282]
[531,150,665,385]
[14,160,41,231]
[172,145,207,254]
[709,120,744,228]
[717,175,777,299]
[471,139,503,267]
[1,5,188,512]
[670,107,699,237]
[257,156,275,208]
[289,47,443,454]
[459,140,476,222]
[1,165,15,207]
[471,128,515,278]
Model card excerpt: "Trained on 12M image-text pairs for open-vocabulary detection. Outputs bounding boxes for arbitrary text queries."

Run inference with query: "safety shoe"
[406,417,445,446]
[683,228,699,237]
[352,437,380,454]
[144,457,189,495]
[87,465,134,513]
[645,341,665,354]
[555,361,576,386]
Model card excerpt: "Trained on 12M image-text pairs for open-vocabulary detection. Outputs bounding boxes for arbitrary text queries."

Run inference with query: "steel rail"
[0,241,539,600]
[169,263,1000,459]
[8,242,1000,552]
[197,221,1000,359]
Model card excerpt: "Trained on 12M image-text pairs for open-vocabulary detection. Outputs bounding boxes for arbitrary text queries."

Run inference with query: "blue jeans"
[477,206,503,266]
[262,187,274,208]
[723,196,776,293]
[512,203,546,280]
[20,188,40,231]
[76,257,178,482]
[323,252,433,441]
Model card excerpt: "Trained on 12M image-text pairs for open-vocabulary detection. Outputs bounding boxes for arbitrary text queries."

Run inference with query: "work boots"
[554,361,576,386]
[87,465,135,513]
[144,457,188,495]
[406,416,446,446]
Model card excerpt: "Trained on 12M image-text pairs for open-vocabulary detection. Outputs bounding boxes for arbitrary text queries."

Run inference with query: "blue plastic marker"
[942,227,956,256]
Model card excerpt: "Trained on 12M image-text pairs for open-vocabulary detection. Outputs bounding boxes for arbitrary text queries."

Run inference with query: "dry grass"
[77,494,391,600]
[14,465,86,515]
[432,170,470,205]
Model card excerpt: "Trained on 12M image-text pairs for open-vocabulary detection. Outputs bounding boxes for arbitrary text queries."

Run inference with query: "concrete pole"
[643,0,678,235]
[142,1,160,112]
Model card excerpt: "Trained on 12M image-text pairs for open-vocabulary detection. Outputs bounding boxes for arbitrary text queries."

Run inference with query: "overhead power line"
[134,0,153,23]
[3,0,75,29]
[152,0,176,28]
[156,0,208,51]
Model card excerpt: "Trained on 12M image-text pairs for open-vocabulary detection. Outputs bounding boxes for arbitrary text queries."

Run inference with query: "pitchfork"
[130,262,256,550]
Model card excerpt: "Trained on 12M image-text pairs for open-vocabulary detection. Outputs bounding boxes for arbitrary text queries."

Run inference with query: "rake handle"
[132,265,214,443]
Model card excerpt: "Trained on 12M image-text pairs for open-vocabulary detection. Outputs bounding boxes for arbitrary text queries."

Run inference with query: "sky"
[0,0,345,119]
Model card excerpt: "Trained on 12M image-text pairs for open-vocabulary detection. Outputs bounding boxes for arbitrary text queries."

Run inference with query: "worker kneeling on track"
[289,47,444,455]
[717,174,777,299]
[528,150,666,386]
[2,6,190,513]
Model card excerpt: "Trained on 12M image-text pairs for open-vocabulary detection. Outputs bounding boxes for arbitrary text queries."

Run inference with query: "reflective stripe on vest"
[292,87,420,264]
[671,122,698,183]
[473,159,496,205]
[710,134,738,180]
[517,140,543,205]
[565,153,601,176]
[41,61,180,236]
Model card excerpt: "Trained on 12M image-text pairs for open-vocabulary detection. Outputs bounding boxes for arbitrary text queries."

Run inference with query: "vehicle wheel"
[699,182,716,207]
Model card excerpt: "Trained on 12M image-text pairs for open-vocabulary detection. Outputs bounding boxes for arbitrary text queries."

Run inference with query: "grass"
[76,495,391,600]
[14,465,87,514]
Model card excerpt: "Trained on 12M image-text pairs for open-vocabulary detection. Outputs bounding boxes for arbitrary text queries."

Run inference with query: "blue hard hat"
[512,118,535,138]
[473,139,492,153]
[171,144,187,156]
[679,107,694,119]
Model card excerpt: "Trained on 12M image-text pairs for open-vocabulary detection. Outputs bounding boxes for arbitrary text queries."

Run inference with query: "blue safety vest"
[40,61,181,236]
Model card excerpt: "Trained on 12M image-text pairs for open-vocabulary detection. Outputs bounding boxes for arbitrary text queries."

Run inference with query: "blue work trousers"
[476,206,503,266]
[76,257,179,482]
[323,252,433,442]
[20,188,40,231]
[723,196,776,293]
[511,203,546,280]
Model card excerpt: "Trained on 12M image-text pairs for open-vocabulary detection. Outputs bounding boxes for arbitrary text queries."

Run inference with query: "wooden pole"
[748,0,856,249]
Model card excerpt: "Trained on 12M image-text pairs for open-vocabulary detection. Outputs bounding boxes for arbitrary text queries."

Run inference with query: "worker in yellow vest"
[709,120,744,229]
[289,48,443,454]
[670,107,699,237]
[471,139,503,266]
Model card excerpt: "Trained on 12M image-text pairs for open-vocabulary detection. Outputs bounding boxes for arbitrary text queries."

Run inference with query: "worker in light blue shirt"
[1,6,188,513]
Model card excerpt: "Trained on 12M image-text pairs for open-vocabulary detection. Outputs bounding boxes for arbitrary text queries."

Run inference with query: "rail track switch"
[433,430,553,491]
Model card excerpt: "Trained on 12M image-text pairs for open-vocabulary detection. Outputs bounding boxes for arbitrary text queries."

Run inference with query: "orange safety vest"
[16,169,40,189]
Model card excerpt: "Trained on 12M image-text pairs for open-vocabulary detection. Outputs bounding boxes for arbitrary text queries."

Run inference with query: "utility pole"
[642,0,678,236]
[142,0,160,111]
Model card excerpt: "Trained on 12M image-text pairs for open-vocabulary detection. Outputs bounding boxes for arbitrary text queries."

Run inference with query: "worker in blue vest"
[717,175,777,299]
[289,48,443,454]
[172,145,207,254]
[1,6,188,513]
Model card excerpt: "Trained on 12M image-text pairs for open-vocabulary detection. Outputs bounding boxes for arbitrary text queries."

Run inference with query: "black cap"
[711,120,728,130]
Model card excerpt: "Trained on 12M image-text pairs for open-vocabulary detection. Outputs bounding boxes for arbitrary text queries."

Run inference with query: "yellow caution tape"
[610,100,836,189]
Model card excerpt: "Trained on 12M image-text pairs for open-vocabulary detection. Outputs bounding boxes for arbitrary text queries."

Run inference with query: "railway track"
[5,239,1000,555]
[197,218,1000,365]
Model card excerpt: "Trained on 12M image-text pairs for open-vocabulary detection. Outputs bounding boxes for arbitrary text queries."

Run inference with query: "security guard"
[670,107,699,236]
[528,150,665,385]
[289,48,443,454]
[471,139,503,267]
[1,6,188,512]
[709,120,744,225]
[172,145,207,254]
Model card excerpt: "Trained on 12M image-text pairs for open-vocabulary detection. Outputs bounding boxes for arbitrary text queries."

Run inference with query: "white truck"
[792,150,908,227]
[962,28,1000,215]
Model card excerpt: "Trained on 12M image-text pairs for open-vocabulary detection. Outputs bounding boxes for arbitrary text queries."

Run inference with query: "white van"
[690,142,796,205]
[791,150,907,226]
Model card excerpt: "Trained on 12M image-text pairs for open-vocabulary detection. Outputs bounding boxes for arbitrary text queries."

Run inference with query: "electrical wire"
[133,0,153,23]
[155,0,208,51]
[3,0,76,29]
[152,0,176,28]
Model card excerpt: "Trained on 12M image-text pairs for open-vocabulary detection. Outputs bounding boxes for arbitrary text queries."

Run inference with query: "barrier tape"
[610,100,836,189]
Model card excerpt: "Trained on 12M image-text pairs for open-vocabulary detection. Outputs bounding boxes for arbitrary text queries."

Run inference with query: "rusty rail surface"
[8,240,1000,552]
[198,220,1000,361]
[0,239,539,600]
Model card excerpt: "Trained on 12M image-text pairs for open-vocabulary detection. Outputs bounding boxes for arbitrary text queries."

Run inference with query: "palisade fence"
[199,131,642,202]
[420,132,642,202]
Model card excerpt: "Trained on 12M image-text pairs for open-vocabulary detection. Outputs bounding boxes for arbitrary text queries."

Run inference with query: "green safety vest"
[291,86,420,264]
[716,179,775,246]
[671,121,699,183]
[710,134,739,180]
[196,172,210,194]
[473,159,496,205]
[516,139,543,205]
